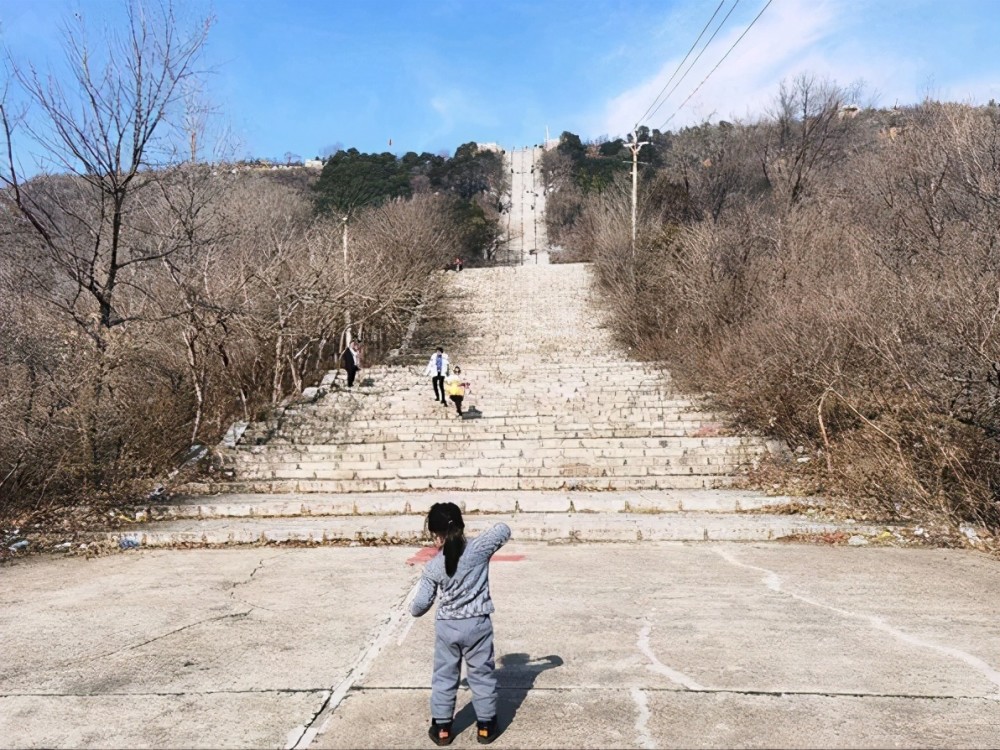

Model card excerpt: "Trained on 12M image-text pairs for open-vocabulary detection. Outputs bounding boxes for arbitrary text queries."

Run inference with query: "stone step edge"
[176,478,742,494]
[105,514,886,547]
[133,493,813,521]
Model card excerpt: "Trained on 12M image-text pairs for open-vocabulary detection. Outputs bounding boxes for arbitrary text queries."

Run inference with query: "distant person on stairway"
[424,347,450,405]
[453,256,464,271]
[444,366,470,417]
[342,340,361,388]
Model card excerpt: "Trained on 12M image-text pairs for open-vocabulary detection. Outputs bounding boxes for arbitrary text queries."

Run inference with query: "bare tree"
[758,74,862,206]
[0,1,212,490]
[0,1,212,342]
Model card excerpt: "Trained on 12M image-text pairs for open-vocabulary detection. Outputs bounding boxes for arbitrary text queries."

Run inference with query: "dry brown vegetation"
[0,5,462,527]
[549,77,1000,533]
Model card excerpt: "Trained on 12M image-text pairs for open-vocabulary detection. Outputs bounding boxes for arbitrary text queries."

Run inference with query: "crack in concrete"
[69,554,289,667]
[232,557,268,590]
[0,688,328,698]
[284,689,333,750]
[713,548,1000,700]
[637,616,706,691]
[7,685,993,702]
[84,612,251,662]
[630,687,656,749]
[339,685,1000,701]
[227,551,292,615]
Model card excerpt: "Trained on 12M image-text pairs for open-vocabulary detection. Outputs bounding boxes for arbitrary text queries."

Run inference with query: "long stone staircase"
[113,146,879,546]
[200,264,771,496]
[114,259,880,546]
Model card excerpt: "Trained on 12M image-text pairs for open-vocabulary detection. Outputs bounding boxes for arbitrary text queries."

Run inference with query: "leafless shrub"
[587,87,1000,533]
[0,4,472,528]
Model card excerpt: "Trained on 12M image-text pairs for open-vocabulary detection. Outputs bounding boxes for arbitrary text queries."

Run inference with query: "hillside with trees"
[544,77,1000,534]
[312,143,507,263]
[0,5,507,529]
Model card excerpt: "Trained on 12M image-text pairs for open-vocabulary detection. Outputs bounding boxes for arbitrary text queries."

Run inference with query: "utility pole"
[627,128,649,255]
[342,215,352,347]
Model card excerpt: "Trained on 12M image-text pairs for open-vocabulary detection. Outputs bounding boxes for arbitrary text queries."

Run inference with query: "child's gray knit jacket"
[410,523,511,619]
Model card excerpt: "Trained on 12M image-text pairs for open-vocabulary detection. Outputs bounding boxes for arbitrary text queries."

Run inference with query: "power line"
[633,0,726,130]
[659,0,773,132]
[642,0,742,128]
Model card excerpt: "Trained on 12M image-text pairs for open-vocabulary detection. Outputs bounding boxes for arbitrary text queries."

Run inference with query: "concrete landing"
[3,543,999,748]
[111,511,873,547]
[139,489,809,520]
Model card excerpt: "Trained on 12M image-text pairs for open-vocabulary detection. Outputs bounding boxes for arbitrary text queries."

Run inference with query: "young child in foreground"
[410,502,512,745]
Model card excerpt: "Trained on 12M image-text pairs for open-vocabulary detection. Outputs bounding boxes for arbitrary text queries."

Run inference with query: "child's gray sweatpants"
[432,614,496,721]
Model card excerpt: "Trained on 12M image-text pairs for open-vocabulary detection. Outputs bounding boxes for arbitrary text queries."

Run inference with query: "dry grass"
[571,98,1000,536]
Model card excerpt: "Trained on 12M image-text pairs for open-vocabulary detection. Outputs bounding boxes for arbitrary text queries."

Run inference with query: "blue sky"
[3,0,1000,163]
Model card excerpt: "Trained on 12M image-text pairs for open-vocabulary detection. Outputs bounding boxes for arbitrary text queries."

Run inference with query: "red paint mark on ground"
[405,548,525,566]
[406,547,438,565]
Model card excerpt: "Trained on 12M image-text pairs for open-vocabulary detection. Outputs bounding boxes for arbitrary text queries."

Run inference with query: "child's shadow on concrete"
[454,653,564,739]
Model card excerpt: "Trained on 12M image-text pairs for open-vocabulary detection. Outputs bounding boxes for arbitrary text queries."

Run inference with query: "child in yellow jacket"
[443,366,470,417]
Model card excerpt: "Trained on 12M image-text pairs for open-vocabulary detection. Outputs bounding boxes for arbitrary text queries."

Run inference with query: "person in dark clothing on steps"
[342,340,361,388]
[424,347,450,405]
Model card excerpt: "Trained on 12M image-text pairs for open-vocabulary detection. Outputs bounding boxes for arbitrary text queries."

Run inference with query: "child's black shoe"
[429,719,454,746]
[476,717,498,744]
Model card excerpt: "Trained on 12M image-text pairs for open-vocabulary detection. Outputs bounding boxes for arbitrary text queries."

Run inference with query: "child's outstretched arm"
[480,522,511,556]
[410,574,438,617]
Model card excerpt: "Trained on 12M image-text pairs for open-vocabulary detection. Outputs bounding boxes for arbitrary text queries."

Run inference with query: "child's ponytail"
[426,502,466,576]
[442,533,465,577]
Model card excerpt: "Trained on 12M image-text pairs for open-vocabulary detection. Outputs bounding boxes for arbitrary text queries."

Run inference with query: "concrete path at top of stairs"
[3,543,999,749]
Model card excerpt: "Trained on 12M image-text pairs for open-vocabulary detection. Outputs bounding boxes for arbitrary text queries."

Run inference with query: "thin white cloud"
[594,0,842,135]
[430,90,499,130]
[586,0,974,137]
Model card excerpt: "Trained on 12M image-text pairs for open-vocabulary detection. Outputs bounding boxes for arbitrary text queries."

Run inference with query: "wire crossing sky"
[2,0,999,163]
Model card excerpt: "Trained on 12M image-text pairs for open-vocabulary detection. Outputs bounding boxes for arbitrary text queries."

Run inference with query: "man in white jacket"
[424,347,450,406]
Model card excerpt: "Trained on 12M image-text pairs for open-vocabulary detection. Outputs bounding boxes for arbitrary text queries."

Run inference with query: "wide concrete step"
[235,460,745,481]
[263,421,718,440]
[289,409,717,423]
[110,511,879,546]
[322,361,667,374]
[330,380,671,391]
[232,453,745,471]
[245,444,753,460]
[137,489,810,521]
[322,384,676,393]
[250,429,731,446]
[235,434,769,452]
[182,474,740,494]
[265,410,715,426]
[229,443,760,469]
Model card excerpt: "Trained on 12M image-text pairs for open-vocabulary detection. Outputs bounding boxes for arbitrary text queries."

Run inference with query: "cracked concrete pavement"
[3,543,1000,748]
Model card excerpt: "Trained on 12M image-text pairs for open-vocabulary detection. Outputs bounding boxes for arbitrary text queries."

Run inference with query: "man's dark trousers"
[432,375,445,403]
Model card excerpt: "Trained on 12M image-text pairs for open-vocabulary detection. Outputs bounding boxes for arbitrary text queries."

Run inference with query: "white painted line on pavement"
[287,576,422,749]
[397,612,416,645]
[638,618,706,691]
[713,548,1000,698]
